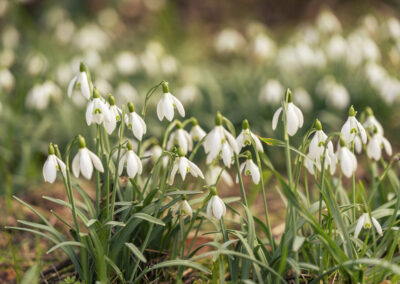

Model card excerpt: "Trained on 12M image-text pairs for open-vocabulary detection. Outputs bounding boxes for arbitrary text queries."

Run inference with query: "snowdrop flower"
[363,107,384,135]
[169,147,204,185]
[85,88,111,126]
[68,62,91,100]
[204,112,239,167]
[190,119,206,141]
[335,138,357,178]
[143,144,168,168]
[157,82,185,121]
[367,132,392,161]
[340,106,367,153]
[236,119,263,152]
[316,10,342,34]
[258,79,284,105]
[172,196,193,219]
[125,102,147,141]
[354,213,383,239]
[167,122,193,154]
[237,154,260,184]
[43,144,66,183]
[103,95,121,134]
[25,81,62,110]
[214,28,246,54]
[206,188,226,220]
[305,120,336,175]
[272,89,304,136]
[118,142,143,179]
[72,135,104,179]
[205,165,234,186]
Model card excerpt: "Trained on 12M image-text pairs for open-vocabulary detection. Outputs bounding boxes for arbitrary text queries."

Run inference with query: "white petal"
[72,152,80,178]
[156,99,164,121]
[382,137,392,156]
[79,72,91,100]
[85,101,94,125]
[206,197,213,218]
[55,157,67,178]
[292,103,304,127]
[367,137,381,161]
[169,163,179,185]
[126,151,138,178]
[170,94,185,117]
[80,149,93,179]
[272,107,282,130]
[236,132,244,150]
[354,214,365,239]
[131,113,144,140]
[43,156,57,183]
[356,121,367,144]
[213,197,224,219]
[67,75,78,98]
[354,136,362,154]
[371,217,383,236]
[221,143,232,167]
[178,158,188,180]
[251,133,264,152]
[118,153,127,176]
[88,149,104,173]
[286,105,300,136]
[162,94,174,121]
[223,129,239,154]
[188,160,204,179]
[248,160,260,184]
[340,148,355,178]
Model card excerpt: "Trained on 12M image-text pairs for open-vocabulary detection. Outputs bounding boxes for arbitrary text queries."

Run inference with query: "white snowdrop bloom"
[167,124,193,154]
[205,165,234,186]
[383,17,400,40]
[94,78,112,95]
[316,10,342,34]
[214,28,246,54]
[2,25,20,49]
[172,198,193,219]
[85,88,111,126]
[72,136,104,180]
[103,96,121,134]
[207,192,226,220]
[326,34,347,61]
[43,144,66,183]
[190,122,206,142]
[55,20,75,45]
[305,120,336,175]
[115,51,140,75]
[115,82,138,105]
[237,158,260,184]
[160,55,179,75]
[363,108,384,135]
[258,79,284,105]
[157,82,185,121]
[204,113,239,167]
[340,106,367,152]
[272,90,304,136]
[25,81,62,110]
[26,52,48,76]
[362,15,378,35]
[176,84,200,105]
[169,148,204,185]
[0,68,15,92]
[316,77,350,110]
[0,48,15,68]
[293,88,313,112]
[367,133,392,161]
[73,23,110,51]
[118,143,143,179]
[56,63,73,86]
[364,62,386,88]
[354,213,383,239]
[68,63,91,100]
[143,144,169,168]
[125,102,146,141]
[251,33,276,60]
[335,139,357,178]
[236,119,263,152]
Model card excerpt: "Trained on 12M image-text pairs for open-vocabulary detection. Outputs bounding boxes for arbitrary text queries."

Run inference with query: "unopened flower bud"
[48,143,55,155]
[80,62,88,73]
[242,119,250,130]
[78,135,86,148]
[215,111,223,126]
[348,105,356,117]
[177,146,185,157]
[315,119,322,131]
[108,95,116,106]
[162,81,169,93]
[128,102,135,113]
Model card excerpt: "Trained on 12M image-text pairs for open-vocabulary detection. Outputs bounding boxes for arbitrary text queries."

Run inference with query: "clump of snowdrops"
[8,62,400,283]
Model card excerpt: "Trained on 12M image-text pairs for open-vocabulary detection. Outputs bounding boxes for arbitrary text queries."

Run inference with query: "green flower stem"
[129,158,174,281]
[254,149,275,251]
[235,154,248,207]
[220,217,236,282]
[95,125,102,216]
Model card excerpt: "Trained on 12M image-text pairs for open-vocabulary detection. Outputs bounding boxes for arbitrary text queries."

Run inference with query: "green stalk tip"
[365,107,373,117]
[242,119,250,130]
[286,88,292,103]
[162,81,169,93]
[348,105,356,117]
[78,135,86,148]
[128,102,135,113]
[93,87,100,98]
[48,143,55,155]
[108,95,116,106]
[315,119,322,131]
[79,62,88,73]
[215,111,223,126]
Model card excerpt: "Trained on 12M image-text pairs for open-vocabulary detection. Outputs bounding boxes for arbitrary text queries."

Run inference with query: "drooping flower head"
[237,151,260,184]
[305,119,336,175]
[169,146,204,185]
[86,87,111,126]
[340,105,367,153]
[236,119,263,152]
[363,107,383,135]
[335,137,357,178]
[157,81,185,121]
[367,128,392,161]
[172,195,193,219]
[167,122,193,154]
[204,111,239,167]
[272,89,304,136]
[72,135,104,180]
[206,187,226,220]
[68,62,91,100]
[190,118,206,142]
[118,141,143,179]
[354,212,383,239]
[43,143,66,183]
[125,102,147,141]
[103,95,122,134]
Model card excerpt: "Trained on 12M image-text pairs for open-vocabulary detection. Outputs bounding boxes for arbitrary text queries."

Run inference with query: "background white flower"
[72,136,104,180]
[207,193,226,220]
[157,82,185,121]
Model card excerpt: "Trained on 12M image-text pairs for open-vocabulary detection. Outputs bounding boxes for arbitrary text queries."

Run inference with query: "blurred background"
[1,0,400,193]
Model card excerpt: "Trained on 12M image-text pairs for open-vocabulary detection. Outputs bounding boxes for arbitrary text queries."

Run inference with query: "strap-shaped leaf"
[47,241,85,254]
[125,242,147,263]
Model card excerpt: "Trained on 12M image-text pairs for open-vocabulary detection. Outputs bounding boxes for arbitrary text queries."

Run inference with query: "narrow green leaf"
[125,242,147,263]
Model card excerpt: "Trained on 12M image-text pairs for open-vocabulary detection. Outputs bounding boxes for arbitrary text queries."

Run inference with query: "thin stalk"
[95,125,101,216]
[235,154,248,206]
